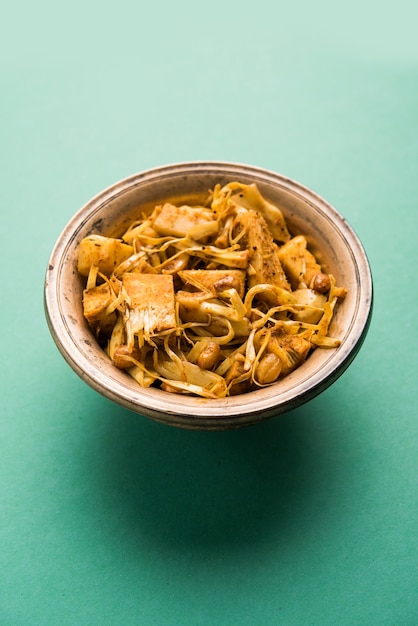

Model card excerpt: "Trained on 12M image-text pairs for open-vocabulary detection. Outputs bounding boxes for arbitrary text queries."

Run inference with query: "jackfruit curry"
[77,182,347,397]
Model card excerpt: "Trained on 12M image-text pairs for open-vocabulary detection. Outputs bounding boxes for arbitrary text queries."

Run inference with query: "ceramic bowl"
[44,162,373,430]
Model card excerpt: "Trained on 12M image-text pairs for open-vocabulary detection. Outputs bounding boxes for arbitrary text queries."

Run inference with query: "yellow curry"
[77,182,346,398]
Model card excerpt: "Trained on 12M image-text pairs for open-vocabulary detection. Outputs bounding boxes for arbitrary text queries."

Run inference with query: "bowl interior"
[45,162,372,429]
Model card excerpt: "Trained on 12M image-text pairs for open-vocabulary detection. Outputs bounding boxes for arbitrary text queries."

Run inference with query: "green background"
[2,1,417,624]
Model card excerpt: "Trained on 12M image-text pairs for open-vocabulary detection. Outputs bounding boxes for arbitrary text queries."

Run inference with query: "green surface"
[2,2,418,624]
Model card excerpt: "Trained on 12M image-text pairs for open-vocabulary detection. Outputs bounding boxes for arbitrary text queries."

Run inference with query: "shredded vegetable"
[77,182,347,397]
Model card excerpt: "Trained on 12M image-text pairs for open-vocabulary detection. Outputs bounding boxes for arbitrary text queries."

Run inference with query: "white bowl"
[44,162,373,430]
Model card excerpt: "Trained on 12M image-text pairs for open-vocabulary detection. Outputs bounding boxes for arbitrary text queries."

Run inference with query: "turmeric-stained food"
[78,181,347,398]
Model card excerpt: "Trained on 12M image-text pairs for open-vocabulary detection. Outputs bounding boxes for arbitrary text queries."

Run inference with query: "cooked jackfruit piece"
[222,357,253,395]
[292,288,327,324]
[277,235,322,290]
[229,183,291,243]
[160,252,190,275]
[176,290,211,324]
[178,269,246,298]
[77,235,134,277]
[233,210,290,302]
[150,203,217,239]
[122,220,159,244]
[122,273,176,343]
[82,282,117,337]
[130,258,158,274]
[267,332,312,377]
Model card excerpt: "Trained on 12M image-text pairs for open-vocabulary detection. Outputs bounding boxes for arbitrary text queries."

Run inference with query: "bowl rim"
[44,160,373,428]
